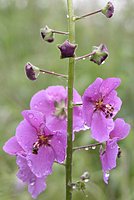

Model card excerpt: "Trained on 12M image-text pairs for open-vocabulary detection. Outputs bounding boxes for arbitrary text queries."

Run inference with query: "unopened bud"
[102,2,114,18]
[58,40,77,59]
[90,44,109,65]
[25,62,40,81]
[40,25,55,43]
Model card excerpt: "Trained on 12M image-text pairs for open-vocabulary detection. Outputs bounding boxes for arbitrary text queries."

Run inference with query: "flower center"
[95,99,114,118]
[54,100,67,119]
[32,135,52,154]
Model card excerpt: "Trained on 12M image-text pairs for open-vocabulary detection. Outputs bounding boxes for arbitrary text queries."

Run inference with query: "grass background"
[0,0,134,199]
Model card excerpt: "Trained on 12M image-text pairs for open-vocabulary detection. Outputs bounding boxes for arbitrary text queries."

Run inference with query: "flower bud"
[90,44,109,65]
[102,2,114,18]
[40,25,55,43]
[25,62,40,81]
[58,40,77,59]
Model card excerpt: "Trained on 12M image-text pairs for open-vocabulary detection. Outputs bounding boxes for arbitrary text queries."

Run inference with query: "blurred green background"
[0,0,134,199]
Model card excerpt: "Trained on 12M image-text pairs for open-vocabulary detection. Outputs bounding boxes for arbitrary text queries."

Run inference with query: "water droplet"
[85,147,89,151]
[72,185,76,190]
[34,104,38,109]
[85,194,88,198]
[105,172,110,178]
[101,61,105,65]
[92,146,96,150]
[30,178,35,186]
[84,179,89,183]
[39,101,43,106]
[28,160,33,167]
[82,58,86,60]
[28,113,34,119]
[67,15,69,18]
[34,118,38,122]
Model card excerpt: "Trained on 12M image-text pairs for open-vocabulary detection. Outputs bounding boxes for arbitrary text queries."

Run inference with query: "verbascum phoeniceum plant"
[3,1,131,199]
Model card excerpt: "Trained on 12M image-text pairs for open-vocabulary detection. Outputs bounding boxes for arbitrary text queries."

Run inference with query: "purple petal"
[17,155,46,199]
[100,139,118,171]
[22,110,45,132]
[16,120,37,153]
[91,112,114,142]
[72,88,82,104]
[104,90,122,117]
[103,172,110,184]
[31,86,66,113]
[30,89,54,115]
[46,115,67,132]
[28,176,46,199]
[82,78,103,102]
[99,78,121,97]
[73,106,87,132]
[50,131,67,163]
[82,101,94,127]
[27,146,55,177]
[3,136,23,156]
[110,118,131,140]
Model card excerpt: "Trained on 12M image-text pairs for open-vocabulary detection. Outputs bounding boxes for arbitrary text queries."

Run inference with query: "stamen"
[95,99,114,118]
[32,135,53,154]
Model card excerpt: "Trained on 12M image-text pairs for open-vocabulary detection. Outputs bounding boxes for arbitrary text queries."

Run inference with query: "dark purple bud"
[90,44,109,65]
[58,40,77,59]
[40,25,55,43]
[102,2,114,18]
[25,62,40,81]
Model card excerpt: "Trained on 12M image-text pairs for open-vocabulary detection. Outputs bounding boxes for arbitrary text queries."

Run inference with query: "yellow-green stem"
[66,0,75,200]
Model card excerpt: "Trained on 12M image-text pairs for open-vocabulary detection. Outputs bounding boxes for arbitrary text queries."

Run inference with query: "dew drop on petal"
[28,113,34,119]
[39,101,43,106]
[30,178,35,186]
[105,171,110,178]
[34,104,38,109]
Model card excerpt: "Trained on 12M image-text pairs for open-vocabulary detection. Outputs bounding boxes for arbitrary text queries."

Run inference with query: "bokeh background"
[0,0,134,199]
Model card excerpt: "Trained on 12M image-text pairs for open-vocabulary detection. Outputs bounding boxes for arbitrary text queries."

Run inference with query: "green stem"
[75,9,102,21]
[66,0,75,200]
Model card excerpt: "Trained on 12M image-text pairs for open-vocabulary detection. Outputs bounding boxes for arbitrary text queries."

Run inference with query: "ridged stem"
[66,0,75,200]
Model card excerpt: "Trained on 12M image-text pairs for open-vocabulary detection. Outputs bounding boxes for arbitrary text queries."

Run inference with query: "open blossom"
[30,86,86,133]
[82,77,122,142]
[100,118,130,184]
[17,155,47,199]
[3,136,47,198]
[3,110,66,197]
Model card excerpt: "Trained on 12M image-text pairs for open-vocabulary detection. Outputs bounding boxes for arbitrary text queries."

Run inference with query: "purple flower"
[17,155,47,199]
[3,136,47,198]
[30,86,86,133]
[3,110,66,177]
[82,78,122,142]
[100,118,130,184]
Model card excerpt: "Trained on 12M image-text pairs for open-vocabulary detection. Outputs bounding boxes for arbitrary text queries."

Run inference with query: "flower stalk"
[73,143,102,152]
[75,52,95,61]
[39,69,68,79]
[75,9,102,21]
[66,0,75,200]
